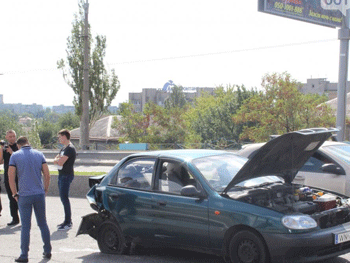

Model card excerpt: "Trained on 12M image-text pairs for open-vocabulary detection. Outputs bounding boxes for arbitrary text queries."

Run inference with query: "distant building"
[0,102,44,115]
[300,78,350,100]
[52,104,75,114]
[129,85,216,112]
[0,94,44,114]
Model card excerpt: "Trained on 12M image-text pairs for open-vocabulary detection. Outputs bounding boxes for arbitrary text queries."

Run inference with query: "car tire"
[97,221,126,254]
[229,230,268,263]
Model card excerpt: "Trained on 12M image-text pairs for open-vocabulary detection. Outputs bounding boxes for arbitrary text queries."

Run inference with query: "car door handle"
[157,200,167,206]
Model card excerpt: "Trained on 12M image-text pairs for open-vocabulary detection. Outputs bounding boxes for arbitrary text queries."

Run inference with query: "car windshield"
[192,154,284,192]
[324,144,350,165]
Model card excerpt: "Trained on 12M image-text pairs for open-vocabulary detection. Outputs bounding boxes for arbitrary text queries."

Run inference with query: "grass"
[0,169,105,176]
[49,171,106,176]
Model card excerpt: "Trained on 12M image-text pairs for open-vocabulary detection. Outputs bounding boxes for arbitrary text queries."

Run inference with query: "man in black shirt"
[0,130,20,225]
[54,129,76,231]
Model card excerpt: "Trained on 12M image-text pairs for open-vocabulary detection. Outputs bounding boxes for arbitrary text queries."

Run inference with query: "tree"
[0,110,24,140]
[185,85,256,143]
[143,103,188,145]
[113,103,147,143]
[165,85,187,109]
[233,72,336,142]
[57,112,81,131]
[57,0,120,126]
[113,102,189,146]
[37,120,57,148]
[26,121,42,149]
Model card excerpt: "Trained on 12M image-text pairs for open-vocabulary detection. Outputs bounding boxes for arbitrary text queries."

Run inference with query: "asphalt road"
[0,191,350,262]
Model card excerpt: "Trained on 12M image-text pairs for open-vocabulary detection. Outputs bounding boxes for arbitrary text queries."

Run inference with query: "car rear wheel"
[97,221,126,254]
[229,230,267,263]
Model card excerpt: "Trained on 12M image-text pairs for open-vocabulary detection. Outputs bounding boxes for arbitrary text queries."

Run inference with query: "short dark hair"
[17,136,29,146]
[58,129,71,140]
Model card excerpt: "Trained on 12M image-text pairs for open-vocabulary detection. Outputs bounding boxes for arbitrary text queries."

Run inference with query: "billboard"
[258,0,343,28]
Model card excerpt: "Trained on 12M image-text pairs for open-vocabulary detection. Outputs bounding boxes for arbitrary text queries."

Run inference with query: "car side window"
[300,152,332,173]
[157,161,198,195]
[111,158,155,190]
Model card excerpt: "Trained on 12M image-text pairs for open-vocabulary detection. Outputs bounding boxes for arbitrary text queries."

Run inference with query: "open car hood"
[223,128,338,194]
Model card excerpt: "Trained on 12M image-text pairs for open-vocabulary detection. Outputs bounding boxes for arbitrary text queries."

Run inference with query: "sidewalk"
[0,194,225,263]
[0,194,102,263]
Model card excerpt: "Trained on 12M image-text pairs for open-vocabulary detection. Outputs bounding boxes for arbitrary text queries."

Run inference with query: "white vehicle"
[238,140,350,196]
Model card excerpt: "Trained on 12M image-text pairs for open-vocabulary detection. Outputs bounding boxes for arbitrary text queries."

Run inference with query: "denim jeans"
[18,194,51,259]
[58,174,74,224]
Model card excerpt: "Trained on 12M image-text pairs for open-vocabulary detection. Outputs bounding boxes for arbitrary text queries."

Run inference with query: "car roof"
[321,140,349,147]
[129,149,235,161]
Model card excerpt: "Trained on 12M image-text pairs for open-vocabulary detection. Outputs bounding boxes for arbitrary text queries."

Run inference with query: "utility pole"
[80,0,90,150]
[336,9,350,141]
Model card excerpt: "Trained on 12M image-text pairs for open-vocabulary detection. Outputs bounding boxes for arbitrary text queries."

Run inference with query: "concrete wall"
[0,174,95,198]
[0,150,138,198]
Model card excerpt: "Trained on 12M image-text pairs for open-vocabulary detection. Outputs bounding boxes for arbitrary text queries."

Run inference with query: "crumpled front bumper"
[77,212,105,239]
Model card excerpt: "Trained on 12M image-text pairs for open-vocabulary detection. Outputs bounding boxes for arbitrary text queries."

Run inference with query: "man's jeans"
[58,174,74,224]
[18,194,51,259]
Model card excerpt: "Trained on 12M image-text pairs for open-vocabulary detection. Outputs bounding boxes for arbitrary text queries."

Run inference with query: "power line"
[108,38,338,65]
[1,38,337,75]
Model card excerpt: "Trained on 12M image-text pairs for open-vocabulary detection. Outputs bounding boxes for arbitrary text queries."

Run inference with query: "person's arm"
[0,147,4,164]
[57,155,69,166]
[53,154,60,165]
[42,163,50,195]
[56,147,73,166]
[8,166,18,201]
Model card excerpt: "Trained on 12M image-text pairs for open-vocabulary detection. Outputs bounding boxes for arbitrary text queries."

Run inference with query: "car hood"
[223,128,337,193]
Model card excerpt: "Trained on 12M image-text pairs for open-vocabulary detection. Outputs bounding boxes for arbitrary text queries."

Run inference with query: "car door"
[106,157,157,239]
[295,151,346,194]
[151,159,210,249]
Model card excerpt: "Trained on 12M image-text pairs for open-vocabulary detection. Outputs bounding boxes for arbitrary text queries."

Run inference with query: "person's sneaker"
[15,257,28,262]
[43,252,52,259]
[57,222,72,231]
[57,222,65,227]
[8,220,20,226]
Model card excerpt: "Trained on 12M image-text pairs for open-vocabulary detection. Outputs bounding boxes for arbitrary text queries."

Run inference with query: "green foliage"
[37,120,57,147]
[0,110,24,139]
[185,85,256,143]
[144,103,188,144]
[165,85,187,109]
[233,72,336,142]
[57,112,80,130]
[113,103,146,143]
[57,0,120,125]
[26,121,42,149]
[113,102,188,145]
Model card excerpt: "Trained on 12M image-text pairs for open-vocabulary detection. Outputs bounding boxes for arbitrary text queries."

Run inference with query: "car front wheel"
[229,230,268,263]
[97,221,126,254]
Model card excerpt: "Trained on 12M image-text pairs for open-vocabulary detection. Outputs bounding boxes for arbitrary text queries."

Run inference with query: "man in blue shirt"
[8,136,52,263]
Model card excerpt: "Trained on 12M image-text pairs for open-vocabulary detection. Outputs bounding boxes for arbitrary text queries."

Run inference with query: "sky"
[0,0,342,107]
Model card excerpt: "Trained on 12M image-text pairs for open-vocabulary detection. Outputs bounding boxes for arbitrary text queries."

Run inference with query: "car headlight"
[282,215,317,230]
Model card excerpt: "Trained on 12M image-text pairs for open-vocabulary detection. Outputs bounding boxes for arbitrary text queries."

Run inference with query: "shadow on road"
[78,247,225,263]
[50,229,69,241]
[0,225,21,235]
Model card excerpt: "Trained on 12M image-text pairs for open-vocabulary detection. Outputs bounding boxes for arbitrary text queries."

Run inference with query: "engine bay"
[227,182,350,229]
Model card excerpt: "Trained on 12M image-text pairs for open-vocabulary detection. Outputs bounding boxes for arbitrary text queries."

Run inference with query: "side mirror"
[321,163,345,175]
[180,185,205,198]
